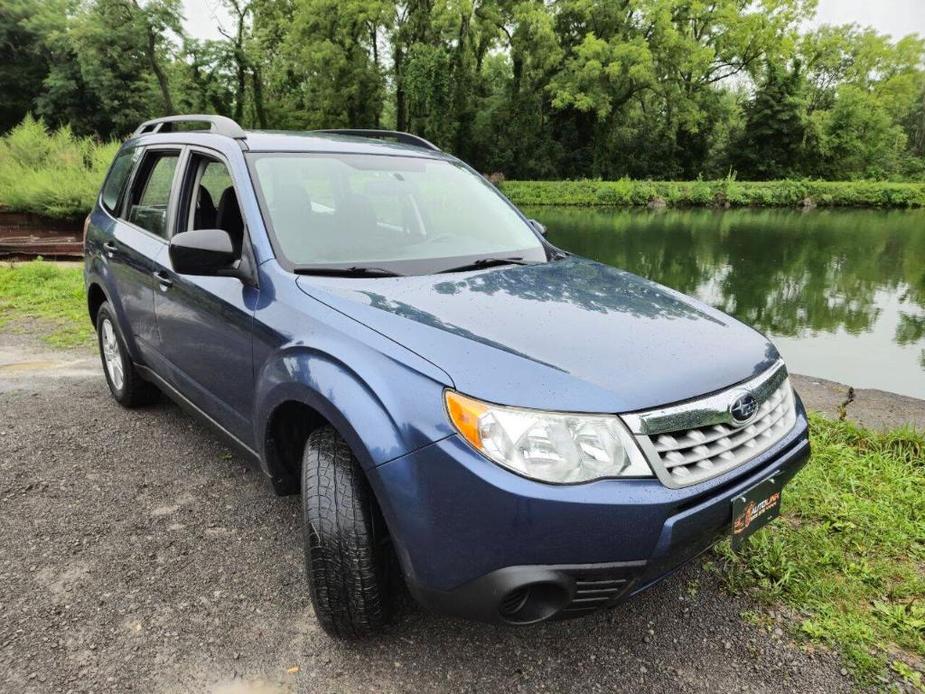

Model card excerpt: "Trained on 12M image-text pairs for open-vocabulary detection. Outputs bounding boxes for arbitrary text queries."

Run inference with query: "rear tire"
[301,426,391,638]
[95,302,159,408]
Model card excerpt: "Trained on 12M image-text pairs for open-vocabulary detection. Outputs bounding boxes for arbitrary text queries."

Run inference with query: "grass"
[0,260,91,347]
[500,178,925,208]
[0,116,119,220]
[712,414,925,686]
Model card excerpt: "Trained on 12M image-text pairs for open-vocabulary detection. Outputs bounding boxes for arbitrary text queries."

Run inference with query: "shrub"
[0,116,120,219]
[499,178,925,208]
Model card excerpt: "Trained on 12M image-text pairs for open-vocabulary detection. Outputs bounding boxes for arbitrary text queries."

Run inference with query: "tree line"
[2,0,924,181]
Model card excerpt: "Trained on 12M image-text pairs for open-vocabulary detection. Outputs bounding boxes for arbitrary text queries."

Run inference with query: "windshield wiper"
[438,257,535,274]
[293,265,404,277]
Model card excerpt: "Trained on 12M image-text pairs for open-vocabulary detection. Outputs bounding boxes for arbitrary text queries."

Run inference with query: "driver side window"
[179,154,245,257]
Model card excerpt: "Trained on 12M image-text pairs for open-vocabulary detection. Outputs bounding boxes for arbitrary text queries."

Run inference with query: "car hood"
[295,256,779,413]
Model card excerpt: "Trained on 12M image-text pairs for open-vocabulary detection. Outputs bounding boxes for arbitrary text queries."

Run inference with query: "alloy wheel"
[100,318,125,391]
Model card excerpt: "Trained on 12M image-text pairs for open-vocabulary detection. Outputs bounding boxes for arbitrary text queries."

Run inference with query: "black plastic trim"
[406,561,645,625]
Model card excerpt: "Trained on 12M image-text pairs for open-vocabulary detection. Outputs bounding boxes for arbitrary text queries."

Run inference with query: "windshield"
[247,152,547,274]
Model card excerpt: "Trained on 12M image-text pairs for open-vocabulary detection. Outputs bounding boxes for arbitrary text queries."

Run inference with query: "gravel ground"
[0,336,855,693]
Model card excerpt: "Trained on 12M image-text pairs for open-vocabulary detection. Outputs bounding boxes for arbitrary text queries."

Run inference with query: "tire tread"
[302,426,389,638]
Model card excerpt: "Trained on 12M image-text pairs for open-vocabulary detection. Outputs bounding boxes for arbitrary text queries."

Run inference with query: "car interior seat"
[216,187,244,256]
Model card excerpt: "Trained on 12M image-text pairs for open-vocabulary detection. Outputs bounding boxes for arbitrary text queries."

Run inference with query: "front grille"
[624,362,797,488]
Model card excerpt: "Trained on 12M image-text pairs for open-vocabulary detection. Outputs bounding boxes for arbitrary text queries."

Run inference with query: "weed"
[713,415,925,683]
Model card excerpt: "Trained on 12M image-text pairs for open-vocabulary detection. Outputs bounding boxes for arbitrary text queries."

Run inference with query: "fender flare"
[254,344,454,481]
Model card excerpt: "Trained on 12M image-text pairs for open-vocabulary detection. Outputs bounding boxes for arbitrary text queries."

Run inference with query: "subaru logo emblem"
[730,392,759,424]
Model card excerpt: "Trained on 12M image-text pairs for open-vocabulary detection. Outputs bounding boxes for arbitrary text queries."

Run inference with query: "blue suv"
[84,115,810,637]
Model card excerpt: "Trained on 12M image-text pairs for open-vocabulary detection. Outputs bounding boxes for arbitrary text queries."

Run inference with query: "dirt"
[2,332,912,693]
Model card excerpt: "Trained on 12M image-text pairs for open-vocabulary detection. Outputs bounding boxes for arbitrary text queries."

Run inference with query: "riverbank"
[500,179,925,208]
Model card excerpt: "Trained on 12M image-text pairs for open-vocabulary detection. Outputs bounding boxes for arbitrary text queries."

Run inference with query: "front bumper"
[369,401,810,625]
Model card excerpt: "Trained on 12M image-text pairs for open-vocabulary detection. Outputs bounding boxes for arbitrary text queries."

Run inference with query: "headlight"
[445,391,652,484]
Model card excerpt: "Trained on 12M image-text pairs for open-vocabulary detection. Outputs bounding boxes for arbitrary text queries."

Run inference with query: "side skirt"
[135,363,265,472]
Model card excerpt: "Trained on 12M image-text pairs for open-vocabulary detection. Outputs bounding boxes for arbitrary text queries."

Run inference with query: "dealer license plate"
[731,476,783,550]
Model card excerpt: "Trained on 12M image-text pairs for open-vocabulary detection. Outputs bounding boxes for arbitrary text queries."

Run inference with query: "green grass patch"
[0,116,119,220]
[0,260,91,347]
[500,178,925,208]
[714,414,925,684]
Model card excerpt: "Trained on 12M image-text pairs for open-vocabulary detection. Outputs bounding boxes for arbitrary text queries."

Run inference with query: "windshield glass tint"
[248,153,545,271]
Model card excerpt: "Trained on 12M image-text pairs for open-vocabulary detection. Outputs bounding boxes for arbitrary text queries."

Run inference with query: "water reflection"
[432,257,720,322]
[532,207,925,398]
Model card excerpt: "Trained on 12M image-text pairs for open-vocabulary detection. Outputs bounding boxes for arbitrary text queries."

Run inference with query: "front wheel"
[301,426,392,638]
[95,302,159,408]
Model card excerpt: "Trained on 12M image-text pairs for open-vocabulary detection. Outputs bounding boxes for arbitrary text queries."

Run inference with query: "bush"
[0,116,120,219]
[499,178,925,208]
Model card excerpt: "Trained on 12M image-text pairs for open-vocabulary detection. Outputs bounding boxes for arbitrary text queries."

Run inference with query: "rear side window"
[126,151,180,239]
[100,148,138,214]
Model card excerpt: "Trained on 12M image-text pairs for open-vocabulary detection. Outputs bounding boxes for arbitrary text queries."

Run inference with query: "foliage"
[712,414,925,683]
[0,0,59,132]
[734,61,808,179]
[0,260,90,347]
[0,117,120,219]
[501,179,925,208]
[278,0,391,129]
[1,0,923,180]
[810,85,909,180]
[1,115,923,219]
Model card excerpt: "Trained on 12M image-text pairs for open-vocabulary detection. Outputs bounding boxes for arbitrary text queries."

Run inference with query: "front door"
[152,149,258,446]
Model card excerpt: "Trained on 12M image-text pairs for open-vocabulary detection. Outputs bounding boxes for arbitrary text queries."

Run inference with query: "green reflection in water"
[529,207,925,398]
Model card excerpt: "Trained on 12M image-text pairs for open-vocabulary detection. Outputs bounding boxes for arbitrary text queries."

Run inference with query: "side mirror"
[529,219,547,236]
[169,228,237,276]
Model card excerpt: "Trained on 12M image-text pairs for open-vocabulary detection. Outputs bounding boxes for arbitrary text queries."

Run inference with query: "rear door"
[100,147,182,363]
[151,147,258,446]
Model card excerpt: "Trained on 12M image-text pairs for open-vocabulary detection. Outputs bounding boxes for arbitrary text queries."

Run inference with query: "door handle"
[103,241,117,257]
[153,270,173,289]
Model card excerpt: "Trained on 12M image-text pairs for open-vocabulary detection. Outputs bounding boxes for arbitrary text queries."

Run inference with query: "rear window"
[100,148,138,214]
[125,151,180,239]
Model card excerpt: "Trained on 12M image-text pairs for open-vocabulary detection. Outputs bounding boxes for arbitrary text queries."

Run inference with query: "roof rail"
[133,114,247,139]
[314,129,440,152]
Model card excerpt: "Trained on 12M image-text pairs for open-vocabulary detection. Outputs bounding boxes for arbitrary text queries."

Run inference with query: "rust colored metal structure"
[0,212,83,258]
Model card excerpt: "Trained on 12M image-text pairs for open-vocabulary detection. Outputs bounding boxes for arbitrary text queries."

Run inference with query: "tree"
[734,60,808,179]
[131,0,182,114]
[0,0,61,132]
[279,0,391,128]
[173,37,237,116]
[1,0,923,180]
[34,0,182,137]
[812,85,907,179]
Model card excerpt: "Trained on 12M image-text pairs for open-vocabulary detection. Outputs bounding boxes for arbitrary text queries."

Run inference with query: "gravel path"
[0,336,855,693]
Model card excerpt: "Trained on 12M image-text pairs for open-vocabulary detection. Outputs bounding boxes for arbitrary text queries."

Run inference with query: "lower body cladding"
[369,407,811,626]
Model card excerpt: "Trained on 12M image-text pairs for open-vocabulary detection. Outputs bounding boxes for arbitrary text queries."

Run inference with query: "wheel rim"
[100,318,125,391]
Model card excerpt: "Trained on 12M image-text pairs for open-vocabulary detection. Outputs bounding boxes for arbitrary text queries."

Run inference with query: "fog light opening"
[498,582,569,624]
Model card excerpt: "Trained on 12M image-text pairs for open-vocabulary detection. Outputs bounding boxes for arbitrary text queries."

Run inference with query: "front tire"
[301,426,392,638]
[95,302,159,408]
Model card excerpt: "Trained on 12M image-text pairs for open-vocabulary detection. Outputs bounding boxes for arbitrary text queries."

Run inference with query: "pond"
[527,207,925,399]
